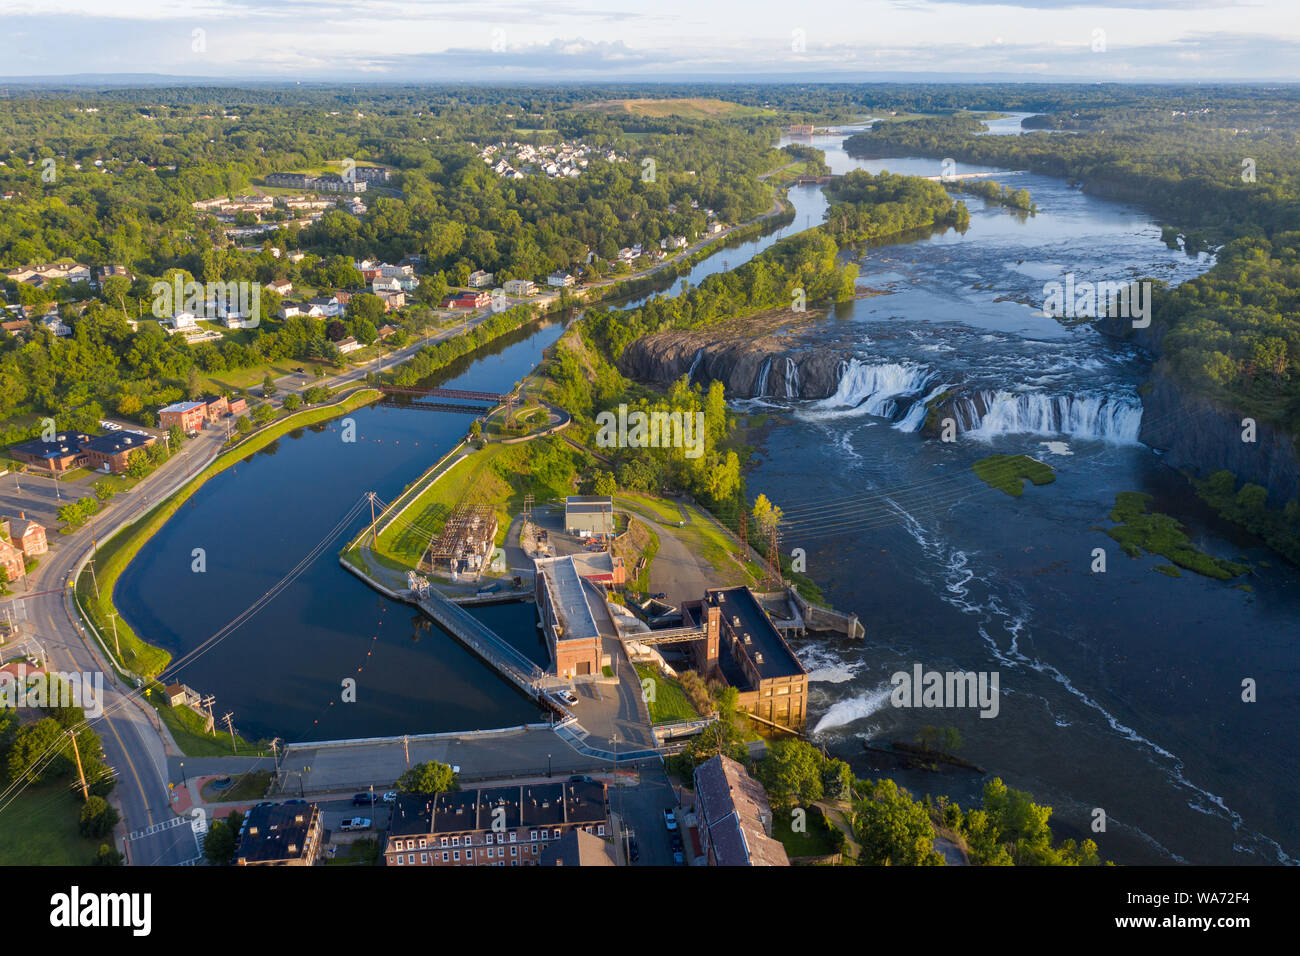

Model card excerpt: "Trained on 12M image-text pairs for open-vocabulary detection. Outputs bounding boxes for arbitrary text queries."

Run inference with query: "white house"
[503,279,536,296]
[547,272,575,288]
[468,270,494,288]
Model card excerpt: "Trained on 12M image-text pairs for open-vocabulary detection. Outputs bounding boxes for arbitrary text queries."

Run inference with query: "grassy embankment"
[1105,491,1250,580]
[972,454,1056,497]
[632,663,699,724]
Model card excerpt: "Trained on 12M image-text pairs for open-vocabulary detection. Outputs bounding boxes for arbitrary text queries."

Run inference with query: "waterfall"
[686,347,704,382]
[784,356,800,398]
[893,383,952,432]
[754,357,772,397]
[808,358,937,420]
[960,391,1143,443]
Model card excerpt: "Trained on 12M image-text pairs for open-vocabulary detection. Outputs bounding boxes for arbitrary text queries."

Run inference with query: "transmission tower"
[765,524,782,591]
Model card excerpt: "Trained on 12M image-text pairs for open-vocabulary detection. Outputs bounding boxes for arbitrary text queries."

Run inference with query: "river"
[121,122,1297,865]
[744,128,1298,866]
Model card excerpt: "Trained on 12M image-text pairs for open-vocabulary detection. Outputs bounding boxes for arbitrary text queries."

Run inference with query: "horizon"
[1,0,1297,84]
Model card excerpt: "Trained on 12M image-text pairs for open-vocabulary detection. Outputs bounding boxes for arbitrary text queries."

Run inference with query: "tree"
[79,795,119,839]
[126,449,150,479]
[398,761,457,795]
[757,739,825,811]
[8,718,65,783]
[592,470,617,496]
[92,481,115,503]
[282,393,301,412]
[821,758,855,802]
[853,779,944,866]
[261,373,276,398]
[94,843,125,866]
[203,818,237,865]
[751,493,783,536]
[186,366,203,400]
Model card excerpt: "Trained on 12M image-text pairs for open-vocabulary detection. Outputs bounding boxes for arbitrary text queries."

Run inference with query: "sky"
[0,0,1297,82]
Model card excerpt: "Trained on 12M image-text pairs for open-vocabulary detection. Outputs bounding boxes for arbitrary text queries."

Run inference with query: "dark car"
[352,792,376,806]
[295,367,305,373]
[651,592,667,600]
[671,832,684,864]
[283,798,306,805]
[253,801,275,808]
[568,775,594,784]
[627,835,640,863]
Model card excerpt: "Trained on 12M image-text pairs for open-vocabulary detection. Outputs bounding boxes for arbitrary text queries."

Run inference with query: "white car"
[382,791,397,803]
[558,689,579,706]
[339,817,371,832]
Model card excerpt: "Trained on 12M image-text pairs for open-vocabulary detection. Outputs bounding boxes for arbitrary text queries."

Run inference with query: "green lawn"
[772,808,840,859]
[156,700,267,757]
[201,769,272,803]
[633,664,699,724]
[0,780,103,866]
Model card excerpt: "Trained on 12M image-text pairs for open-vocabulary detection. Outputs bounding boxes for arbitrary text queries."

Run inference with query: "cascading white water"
[808,358,937,420]
[686,347,704,382]
[754,357,772,397]
[784,356,800,398]
[893,383,952,432]
[960,391,1143,443]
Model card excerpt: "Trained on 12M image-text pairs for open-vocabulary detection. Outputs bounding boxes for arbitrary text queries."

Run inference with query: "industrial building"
[564,495,614,537]
[680,586,809,731]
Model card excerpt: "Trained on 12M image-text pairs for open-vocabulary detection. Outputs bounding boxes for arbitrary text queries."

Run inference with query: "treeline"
[948,178,1035,213]
[1196,470,1300,565]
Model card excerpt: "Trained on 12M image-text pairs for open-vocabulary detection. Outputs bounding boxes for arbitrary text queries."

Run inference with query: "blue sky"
[0,0,1296,81]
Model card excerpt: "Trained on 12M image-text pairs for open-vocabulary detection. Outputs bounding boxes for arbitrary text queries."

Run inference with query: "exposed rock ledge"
[618,309,858,399]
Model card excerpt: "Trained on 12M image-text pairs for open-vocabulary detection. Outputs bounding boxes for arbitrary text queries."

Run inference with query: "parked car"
[352,792,375,806]
[382,791,397,803]
[558,689,579,706]
[339,817,370,832]
[283,798,306,805]
[663,808,678,831]
[651,592,667,600]
[253,801,275,809]
[627,836,640,863]
[568,775,594,784]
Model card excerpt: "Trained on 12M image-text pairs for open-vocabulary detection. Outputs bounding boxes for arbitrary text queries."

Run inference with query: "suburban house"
[159,401,209,434]
[336,336,362,354]
[547,271,575,287]
[236,804,324,866]
[503,279,536,296]
[680,586,809,731]
[441,291,490,310]
[375,290,406,310]
[534,553,613,679]
[564,495,615,537]
[468,270,494,288]
[384,780,609,867]
[94,264,135,285]
[265,279,293,296]
[4,262,92,286]
[0,538,24,582]
[693,754,790,866]
[1,515,48,560]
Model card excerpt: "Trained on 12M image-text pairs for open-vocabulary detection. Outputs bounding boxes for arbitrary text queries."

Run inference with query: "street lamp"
[547,753,551,779]
[180,761,186,786]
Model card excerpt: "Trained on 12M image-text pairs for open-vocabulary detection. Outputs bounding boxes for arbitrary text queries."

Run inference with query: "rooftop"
[694,754,789,867]
[236,804,320,864]
[389,781,607,837]
[537,555,601,645]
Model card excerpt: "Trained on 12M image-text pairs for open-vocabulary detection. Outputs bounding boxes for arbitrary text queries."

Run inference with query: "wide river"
[121,123,1298,865]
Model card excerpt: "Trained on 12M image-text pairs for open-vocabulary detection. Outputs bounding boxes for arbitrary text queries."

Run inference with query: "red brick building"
[535,554,607,679]
[159,401,208,434]
[385,780,609,867]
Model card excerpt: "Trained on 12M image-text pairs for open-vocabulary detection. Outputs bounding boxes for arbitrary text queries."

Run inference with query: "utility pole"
[67,730,89,801]
[201,695,216,735]
[108,611,120,659]
[222,712,236,754]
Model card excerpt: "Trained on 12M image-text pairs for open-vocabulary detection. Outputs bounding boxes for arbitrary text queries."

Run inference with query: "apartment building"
[384,780,609,867]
